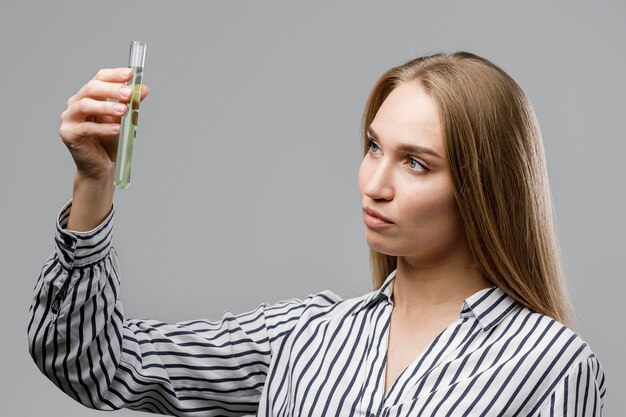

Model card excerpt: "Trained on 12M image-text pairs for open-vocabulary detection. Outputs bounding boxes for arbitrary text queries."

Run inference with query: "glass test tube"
[114,41,147,189]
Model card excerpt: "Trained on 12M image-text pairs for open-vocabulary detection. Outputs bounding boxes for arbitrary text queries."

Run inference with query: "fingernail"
[122,68,132,76]
[120,87,132,97]
[114,103,127,112]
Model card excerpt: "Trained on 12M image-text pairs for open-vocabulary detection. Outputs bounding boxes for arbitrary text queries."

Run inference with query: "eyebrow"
[367,126,442,159]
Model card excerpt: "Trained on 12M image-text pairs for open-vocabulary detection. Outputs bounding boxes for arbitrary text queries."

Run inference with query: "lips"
[363,207,394,223]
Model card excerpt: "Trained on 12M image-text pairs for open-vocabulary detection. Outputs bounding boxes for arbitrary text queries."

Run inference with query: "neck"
[392,247,492,320]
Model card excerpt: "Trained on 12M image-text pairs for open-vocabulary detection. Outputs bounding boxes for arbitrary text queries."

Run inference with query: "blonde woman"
[28,51,606,416]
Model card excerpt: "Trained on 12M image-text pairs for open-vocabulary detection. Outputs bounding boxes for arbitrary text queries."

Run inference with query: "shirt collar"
[351,268,519,332]
[351,268,397,316]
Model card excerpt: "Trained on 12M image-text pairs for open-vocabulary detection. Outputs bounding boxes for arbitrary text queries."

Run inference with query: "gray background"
[2,1,624,416]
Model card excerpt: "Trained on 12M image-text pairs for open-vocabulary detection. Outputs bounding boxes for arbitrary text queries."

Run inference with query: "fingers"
[59,120,120,143]
[67,67,150,107]
[67,79,130,106]
[117,84,151,103]
[139,84,150,100]
[62,97,129,122]
[60,67,151,144]
[92,67,133,82]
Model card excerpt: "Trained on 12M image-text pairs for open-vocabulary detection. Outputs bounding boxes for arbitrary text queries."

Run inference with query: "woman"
[28,51,606,416]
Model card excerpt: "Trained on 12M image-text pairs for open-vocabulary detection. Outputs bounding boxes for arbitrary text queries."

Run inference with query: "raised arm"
[27,199,332,416]
[29,66,345,416]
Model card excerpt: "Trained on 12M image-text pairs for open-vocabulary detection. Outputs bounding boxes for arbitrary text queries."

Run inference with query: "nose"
[363,158,394,201]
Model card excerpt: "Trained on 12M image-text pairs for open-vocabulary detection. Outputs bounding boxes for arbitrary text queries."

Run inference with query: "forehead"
[370,81,444,156]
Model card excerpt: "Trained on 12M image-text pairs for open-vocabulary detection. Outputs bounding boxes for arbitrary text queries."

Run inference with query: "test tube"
[114,41,147,189]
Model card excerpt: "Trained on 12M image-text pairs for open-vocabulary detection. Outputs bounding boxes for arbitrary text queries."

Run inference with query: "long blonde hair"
[362,51,576,330]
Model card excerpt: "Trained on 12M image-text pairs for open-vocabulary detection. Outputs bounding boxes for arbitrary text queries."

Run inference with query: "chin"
[365,236,398,257]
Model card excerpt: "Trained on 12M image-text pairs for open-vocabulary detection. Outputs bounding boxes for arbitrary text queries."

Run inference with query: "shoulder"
[525,311,608,413]
[257,288,376,330]
[295,289,345,310]
[278,288,380,325]
[507,306,606,395]
[292,288,366,317]
[513,306,598,363]
[260,289,345,321]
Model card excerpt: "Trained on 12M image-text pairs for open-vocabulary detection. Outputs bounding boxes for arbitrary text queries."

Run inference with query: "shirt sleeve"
[27,198,342,416]
[536,355,607,417]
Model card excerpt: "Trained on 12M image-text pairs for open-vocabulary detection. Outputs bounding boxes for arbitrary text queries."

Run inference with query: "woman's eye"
[368,139,428,172]
[407,157,427,172]
[367,139,380,153]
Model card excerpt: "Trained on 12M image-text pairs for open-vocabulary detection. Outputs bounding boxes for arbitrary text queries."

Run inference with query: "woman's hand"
[60,67,150,180]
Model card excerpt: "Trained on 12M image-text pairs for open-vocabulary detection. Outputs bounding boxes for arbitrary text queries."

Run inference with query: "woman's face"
[358,81,467,266]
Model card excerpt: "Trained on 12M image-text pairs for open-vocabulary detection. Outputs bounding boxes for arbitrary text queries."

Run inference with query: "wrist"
[67,172,115,232]
[73,171,115,194]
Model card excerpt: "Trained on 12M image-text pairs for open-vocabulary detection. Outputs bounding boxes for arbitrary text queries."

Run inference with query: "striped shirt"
[28,198,607,417]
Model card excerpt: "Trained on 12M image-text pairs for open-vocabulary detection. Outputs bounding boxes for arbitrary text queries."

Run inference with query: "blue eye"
[367,139,380,153]
[367,139,428,172]
[407,157,427,172]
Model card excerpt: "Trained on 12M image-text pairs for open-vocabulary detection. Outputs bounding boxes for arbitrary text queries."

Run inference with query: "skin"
[357,80,493,395]
[60,67,150,231]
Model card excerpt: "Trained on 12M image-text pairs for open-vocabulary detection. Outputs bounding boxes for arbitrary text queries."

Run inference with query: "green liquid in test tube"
[115,41,147,189]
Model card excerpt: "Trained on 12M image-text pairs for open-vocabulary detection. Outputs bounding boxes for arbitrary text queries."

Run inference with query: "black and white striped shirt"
[28,198,607,416]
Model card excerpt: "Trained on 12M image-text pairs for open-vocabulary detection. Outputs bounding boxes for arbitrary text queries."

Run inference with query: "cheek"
[399,184,458,224]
